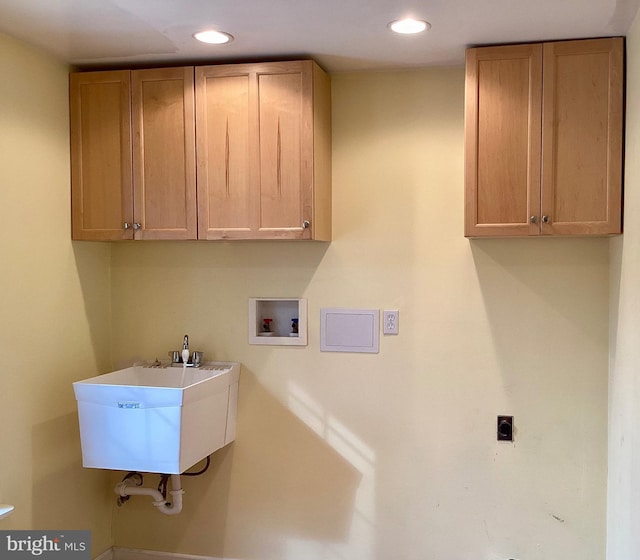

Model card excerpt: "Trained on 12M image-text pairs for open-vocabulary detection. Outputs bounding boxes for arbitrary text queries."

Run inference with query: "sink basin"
[0,504,14,520]
[73,362,239,474]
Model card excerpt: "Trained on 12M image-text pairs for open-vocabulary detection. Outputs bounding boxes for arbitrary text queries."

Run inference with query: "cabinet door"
[541,38,623,235]
[132,68,197,240]
[464,44,543,237]
[196,65,255,239]
[70,71,133,240]
[196,61,325,240]
[256,61,314,239]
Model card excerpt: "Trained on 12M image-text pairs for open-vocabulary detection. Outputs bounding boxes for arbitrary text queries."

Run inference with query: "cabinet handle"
[542,215,551,224]
[124,222,131,230]
[302,220,310,229]
[530,216,538,224]
[133,223,142,230]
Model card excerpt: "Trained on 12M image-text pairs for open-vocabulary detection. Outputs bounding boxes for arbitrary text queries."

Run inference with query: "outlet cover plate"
[383,310,399,334]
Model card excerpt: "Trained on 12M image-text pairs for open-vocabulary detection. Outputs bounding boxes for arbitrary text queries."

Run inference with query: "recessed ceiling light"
[388,18,431,34]
[194,30,234,44]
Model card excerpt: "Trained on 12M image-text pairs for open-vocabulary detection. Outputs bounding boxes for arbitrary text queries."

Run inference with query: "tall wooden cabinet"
[464,38,624,237]
[195,60,331,240]
[71,67,197,240]
[131,68,197,240]
[70,71,132,240]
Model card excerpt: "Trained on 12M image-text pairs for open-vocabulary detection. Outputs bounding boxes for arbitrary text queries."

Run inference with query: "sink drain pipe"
[115,474,184,515]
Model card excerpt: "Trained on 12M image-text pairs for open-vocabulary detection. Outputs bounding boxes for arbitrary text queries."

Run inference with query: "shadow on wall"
[225,368,362,554]
[470,237,608,326]
[467,237,609,557]
[608,235,623,374]
[469,237,609,384]
[31,413,112,554]
[72,242,112,375]
[108,240,331,363]
[111,368,361,558]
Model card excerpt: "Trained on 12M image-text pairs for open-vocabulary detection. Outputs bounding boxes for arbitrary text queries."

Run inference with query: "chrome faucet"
[169,335,203,367]
[181,335,190,365]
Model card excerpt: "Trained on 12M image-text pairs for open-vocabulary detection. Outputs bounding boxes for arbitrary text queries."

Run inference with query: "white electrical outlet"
[383,310,399,335]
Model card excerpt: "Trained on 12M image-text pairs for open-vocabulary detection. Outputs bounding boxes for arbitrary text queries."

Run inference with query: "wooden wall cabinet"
[464,38,624,237]
[71,67,197,240]
[71,60,331,242]
[195,60,331,240]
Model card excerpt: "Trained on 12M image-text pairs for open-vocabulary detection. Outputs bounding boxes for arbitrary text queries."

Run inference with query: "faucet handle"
[192,351,203,367]
[182,335,189,349]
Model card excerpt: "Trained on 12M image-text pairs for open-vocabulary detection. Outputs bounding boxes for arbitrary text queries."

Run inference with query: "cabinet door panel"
[541,38,623,235]
[257,63,314,238]
[196,61,317,240]
[258,72,303,231]
[70,71,133,240]
[464,45,542,237]
[196,67,254,239]
[132,68,196,240]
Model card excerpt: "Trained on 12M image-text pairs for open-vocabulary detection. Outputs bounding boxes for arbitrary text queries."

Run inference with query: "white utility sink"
[0,504,14,519]
[73,362,239,474]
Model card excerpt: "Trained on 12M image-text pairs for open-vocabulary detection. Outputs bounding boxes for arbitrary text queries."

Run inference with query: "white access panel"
[320,308,379,353]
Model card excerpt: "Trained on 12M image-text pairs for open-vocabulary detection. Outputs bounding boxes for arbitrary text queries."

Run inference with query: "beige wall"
[110,68,609,559]
[0,32,113,556]
[608,13,640,559]
[0,30,613,559]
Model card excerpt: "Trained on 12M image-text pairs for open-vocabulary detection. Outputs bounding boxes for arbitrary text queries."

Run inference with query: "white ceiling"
[0,0,638,72]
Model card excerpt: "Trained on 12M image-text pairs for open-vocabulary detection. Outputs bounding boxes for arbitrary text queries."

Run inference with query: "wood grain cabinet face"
[132,68,197,240]
[465,37,624,237]
[196,61,331,240]
[71,61,330,242]
[70,68,197,240]
[70,71,133,240]
[195,66,253,238]
[541,39,623,236]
